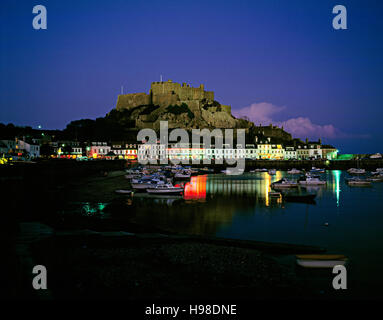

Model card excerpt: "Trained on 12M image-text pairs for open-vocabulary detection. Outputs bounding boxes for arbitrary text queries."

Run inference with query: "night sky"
[1,0,383,153]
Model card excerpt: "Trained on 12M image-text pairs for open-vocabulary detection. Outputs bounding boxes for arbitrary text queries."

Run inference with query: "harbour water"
[100,170,382,298]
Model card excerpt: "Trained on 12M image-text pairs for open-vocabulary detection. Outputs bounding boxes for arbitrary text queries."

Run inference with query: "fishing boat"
[146,183,184,195]
[271,178,298,189]
[268,169,277,175]
[346,177,371,186]
[296,254,348,268]
[298,174,326,185]
[287,168,301,174]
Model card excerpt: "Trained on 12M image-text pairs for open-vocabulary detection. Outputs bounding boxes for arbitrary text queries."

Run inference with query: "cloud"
[279,117,337,139]
[233,102,285,125]
[233,102,368,140]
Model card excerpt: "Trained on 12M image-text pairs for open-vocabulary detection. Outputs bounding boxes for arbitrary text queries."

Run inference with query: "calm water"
[76,170,383,298]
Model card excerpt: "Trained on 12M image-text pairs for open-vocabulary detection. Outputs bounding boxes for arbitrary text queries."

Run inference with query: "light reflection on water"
[126,170,383,296]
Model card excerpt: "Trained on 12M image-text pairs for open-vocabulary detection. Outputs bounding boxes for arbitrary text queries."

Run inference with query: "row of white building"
[1,137,338,161]
[136,139,338,161]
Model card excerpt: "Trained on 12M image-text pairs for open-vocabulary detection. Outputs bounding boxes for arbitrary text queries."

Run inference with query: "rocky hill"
[112,80,254,131]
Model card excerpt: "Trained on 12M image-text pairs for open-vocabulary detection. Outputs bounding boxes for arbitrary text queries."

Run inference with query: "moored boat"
[347,168,366,175]
[268,191,282,198]
[115,189,132,194]
[271,178,298,189]
[287,168,301,174]
[131,179,166,190]
[310,167,325,173]
[298,174,326,185]
[346,177,371,186]
[268,169,277,175]
[146,183,184,195]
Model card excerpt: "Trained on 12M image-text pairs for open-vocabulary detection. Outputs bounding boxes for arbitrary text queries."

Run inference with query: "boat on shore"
[296,254,348,268]
[271,178,298,189]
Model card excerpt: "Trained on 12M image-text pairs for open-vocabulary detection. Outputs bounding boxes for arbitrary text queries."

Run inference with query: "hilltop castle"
[112,80,292,141]
[116,79,231,114]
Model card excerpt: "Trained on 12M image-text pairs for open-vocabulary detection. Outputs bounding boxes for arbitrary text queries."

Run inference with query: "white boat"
[271,178,298,189]
[296,259,348,268]
[298,174,326,185]
[287,168,301,174]
[222,168,244,175]
[131,179,165,190]
[174,170,191,179]
[367,175,383,182]
[347,168,366,174]
[146,183,184,195]
[370,153,382,159]
[115,189,132,194]
[296,254,348,268]
[310,167,325,173]
[268,169,277,175]
[346,177,371,186]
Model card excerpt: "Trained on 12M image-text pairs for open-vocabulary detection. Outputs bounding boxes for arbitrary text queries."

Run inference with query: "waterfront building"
[321,145,338,160]
[138,143,166,161]
[297,144,310,160]
[1,138,40,158]
[111,142,138,159]
[307,140,322,159]
[284,145,297,160]
[89,142,111,158]
[255,137,284,160]
[245,144,258,159]
[0,141,8,155]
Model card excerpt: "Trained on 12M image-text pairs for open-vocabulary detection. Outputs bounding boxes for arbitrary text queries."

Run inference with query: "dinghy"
[296,254,348,268]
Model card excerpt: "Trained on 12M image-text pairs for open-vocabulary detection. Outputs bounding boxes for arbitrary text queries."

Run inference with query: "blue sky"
[1,0,383,153]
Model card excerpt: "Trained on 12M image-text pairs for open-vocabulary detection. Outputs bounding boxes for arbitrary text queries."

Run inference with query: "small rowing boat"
[296,254,348,268]
[115,189,132,194]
